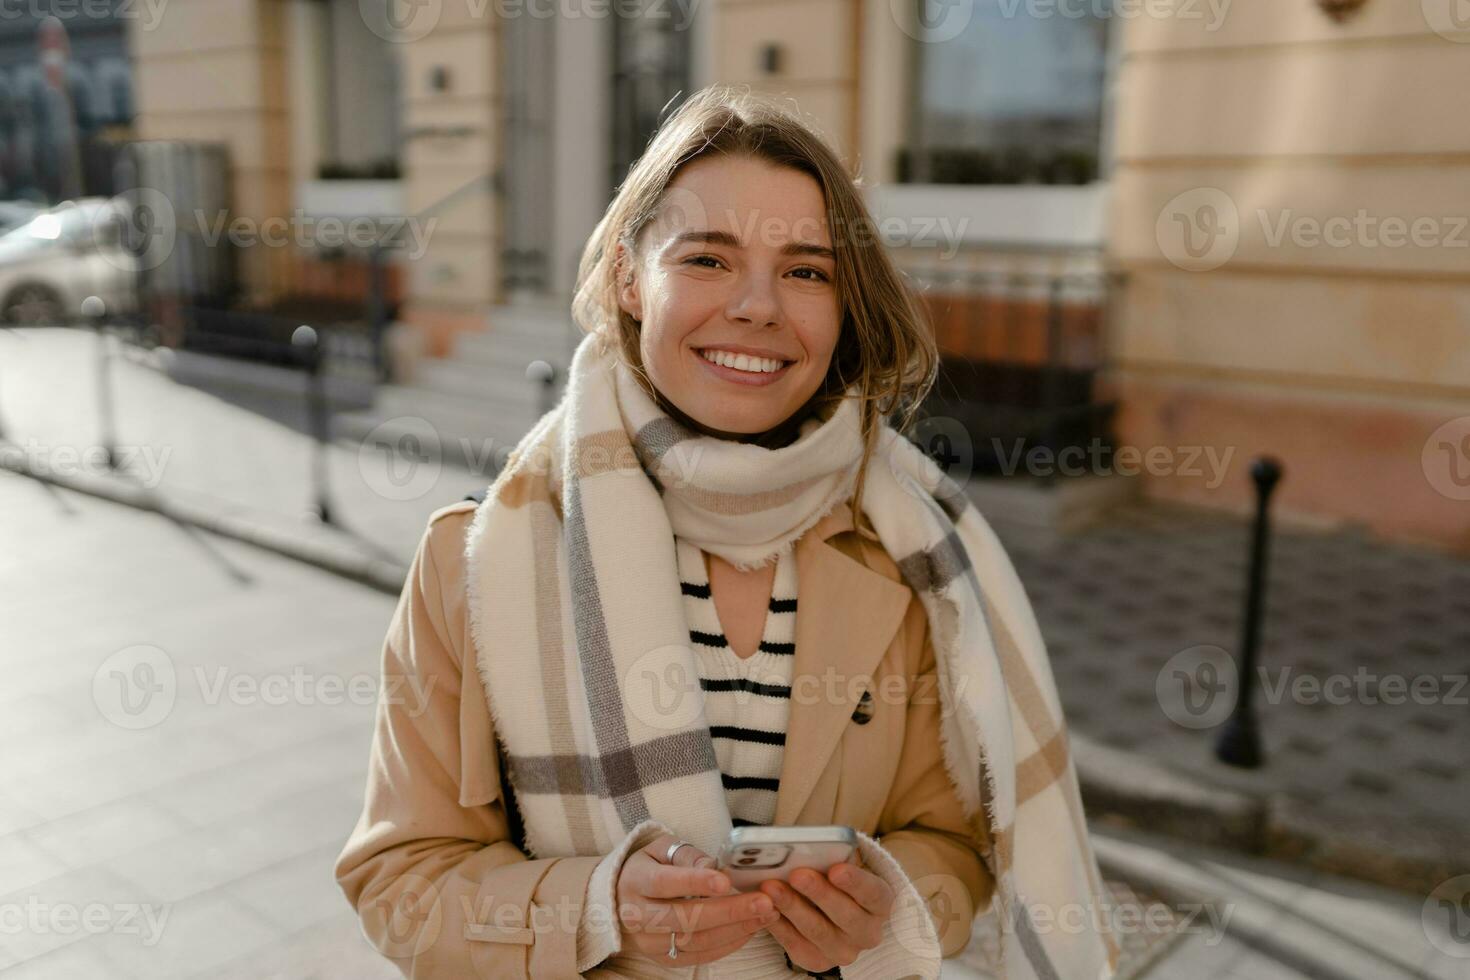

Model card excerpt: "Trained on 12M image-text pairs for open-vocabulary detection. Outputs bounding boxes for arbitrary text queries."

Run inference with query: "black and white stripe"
[675,536,798,828]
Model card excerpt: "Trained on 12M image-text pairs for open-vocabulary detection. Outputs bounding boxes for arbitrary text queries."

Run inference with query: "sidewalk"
[3,325,1466,901]
[17,467,1465,979]
[987,493,1470,896]
[0,325,483,593]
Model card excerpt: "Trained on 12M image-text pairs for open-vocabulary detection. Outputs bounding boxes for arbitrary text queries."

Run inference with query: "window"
[902,0,1111,185]
[319,0,402,179]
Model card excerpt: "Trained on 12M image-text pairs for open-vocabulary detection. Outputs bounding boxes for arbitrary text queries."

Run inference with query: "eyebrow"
[668,229,835,262]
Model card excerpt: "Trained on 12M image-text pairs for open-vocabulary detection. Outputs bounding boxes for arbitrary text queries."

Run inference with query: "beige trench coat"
[334,496,996,978]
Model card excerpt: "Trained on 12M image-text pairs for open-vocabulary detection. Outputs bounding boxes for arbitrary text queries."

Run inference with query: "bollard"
[292,325,335,525]
[84,296,120,470]
[1215,455,1284,768]
[527,359,556,417]
[367,243,389,383]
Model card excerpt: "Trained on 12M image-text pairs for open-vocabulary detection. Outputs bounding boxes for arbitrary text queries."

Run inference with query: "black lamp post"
[84,295,119,470]
[1215,456,1284,768]
[292,324,334,525]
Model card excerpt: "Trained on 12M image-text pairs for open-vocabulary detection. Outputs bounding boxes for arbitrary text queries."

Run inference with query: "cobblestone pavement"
[993,498,1470,887]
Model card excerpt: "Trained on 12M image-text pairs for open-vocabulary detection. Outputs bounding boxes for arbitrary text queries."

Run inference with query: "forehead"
[655,154,832,245]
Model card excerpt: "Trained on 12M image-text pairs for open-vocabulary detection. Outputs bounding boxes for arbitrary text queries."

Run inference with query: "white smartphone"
[715,825,859,892]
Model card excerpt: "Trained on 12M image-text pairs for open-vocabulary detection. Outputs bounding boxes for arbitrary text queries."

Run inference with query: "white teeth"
[699,349,788,374]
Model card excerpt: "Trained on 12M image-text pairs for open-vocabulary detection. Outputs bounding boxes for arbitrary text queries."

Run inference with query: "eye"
[685,254,725,269]
[789,266,831,283]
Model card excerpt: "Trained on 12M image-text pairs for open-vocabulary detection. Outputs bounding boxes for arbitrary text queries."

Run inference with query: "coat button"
[850,690,874,725]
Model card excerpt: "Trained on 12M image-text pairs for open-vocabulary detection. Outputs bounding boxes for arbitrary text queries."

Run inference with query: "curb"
[1074,733,1469,897]
[1074,735,1266,852]
[0,454,409,596]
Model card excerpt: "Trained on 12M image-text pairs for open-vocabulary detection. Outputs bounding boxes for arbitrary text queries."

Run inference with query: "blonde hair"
[571,84,938,540]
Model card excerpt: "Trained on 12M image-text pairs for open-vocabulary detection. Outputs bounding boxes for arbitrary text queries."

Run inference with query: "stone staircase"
[333,302,577,471]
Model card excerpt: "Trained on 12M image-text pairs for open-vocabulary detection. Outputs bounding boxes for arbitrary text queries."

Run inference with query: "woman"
[335,86,1119,980]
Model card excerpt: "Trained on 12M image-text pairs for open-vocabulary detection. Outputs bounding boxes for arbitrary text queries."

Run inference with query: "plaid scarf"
[463,328,1119,979]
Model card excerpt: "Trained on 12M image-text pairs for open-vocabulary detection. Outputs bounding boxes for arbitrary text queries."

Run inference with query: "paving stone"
[987,495,1470,887]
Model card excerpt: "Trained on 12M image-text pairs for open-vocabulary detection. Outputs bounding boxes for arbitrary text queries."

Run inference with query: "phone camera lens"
[736,856,758,866]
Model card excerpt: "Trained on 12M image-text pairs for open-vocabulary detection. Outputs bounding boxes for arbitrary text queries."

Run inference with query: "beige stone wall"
[1106,4,1470,550]
[395,0,502,357]
[130,0,293,299]
[714,0,859,172]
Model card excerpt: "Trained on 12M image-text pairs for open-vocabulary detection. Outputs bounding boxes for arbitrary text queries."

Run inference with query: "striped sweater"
[674,536,797,829]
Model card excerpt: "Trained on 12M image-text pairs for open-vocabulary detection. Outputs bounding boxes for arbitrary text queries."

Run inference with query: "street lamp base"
[1215,715,1265,768]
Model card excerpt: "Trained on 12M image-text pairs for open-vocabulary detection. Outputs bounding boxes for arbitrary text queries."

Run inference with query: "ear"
[614,242,644,323]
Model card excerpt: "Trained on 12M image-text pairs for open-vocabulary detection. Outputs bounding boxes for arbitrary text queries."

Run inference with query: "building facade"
[120,0,1469,549]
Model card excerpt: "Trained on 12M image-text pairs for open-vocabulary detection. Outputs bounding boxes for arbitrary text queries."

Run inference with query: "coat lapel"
[772,501,914,826]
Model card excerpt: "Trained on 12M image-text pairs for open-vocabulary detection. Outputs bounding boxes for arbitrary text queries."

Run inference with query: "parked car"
[0,201,42,236]
[0,198,138,325]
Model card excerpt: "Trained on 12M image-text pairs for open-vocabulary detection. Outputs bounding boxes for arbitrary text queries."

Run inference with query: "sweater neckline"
[675,537,796,671]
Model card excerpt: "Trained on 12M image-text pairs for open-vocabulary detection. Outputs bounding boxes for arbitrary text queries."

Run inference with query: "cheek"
[793,301,842,364]
[658,274,726,322]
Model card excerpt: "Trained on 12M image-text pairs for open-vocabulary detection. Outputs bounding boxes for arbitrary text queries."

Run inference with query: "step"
[454,327,575,368]
[486,301,578,336]
[416,357,565,403]
[332,382,547,471]
[376,382,545,428]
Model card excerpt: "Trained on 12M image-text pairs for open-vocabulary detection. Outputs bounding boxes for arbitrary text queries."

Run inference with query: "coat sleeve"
[872,600,997,959]
[333,508,646,978]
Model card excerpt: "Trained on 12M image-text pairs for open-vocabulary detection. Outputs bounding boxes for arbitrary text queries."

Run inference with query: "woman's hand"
[614,833,781,966]
[758,861,895,972]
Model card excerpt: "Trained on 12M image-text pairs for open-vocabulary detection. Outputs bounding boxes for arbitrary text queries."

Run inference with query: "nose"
[725,270,781,329]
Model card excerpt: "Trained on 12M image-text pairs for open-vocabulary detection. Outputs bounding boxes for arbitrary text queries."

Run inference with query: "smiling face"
[615,154,842,441]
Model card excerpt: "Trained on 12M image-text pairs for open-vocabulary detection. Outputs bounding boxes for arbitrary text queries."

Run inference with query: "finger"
[636,892,775,934]
[762,881,855,961]
[652,930,759,967]
[789,866,873,935]
[636,836,730,897]
[764,913,831,971]
[626,857,729,900]
[827,862,893,917]
[674,910,781,952]
[643,834,716,869]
